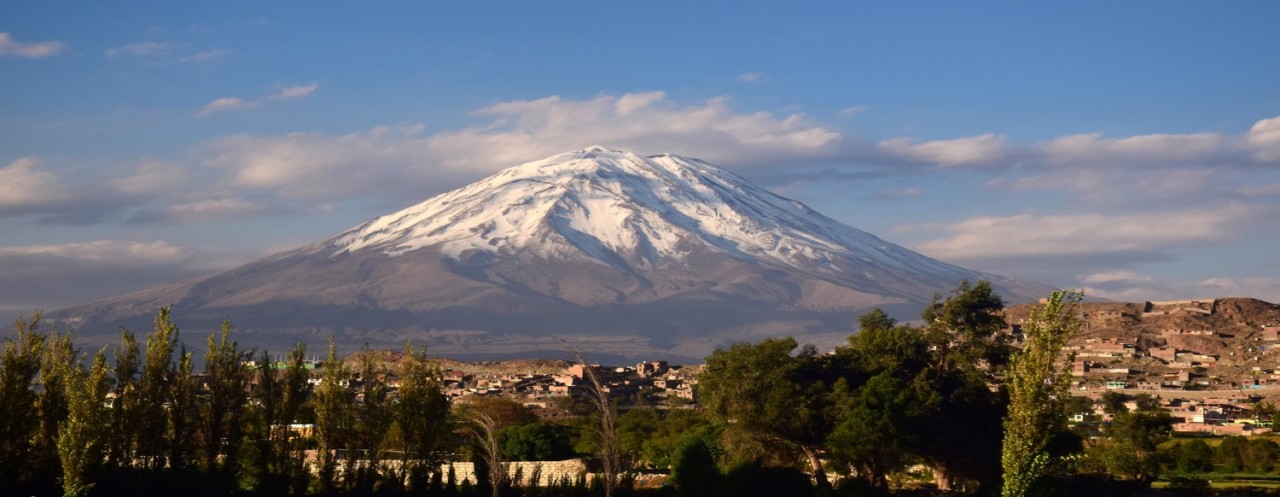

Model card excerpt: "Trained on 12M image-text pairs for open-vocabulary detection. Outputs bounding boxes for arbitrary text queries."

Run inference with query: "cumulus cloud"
[1248,116,1280,162]
[0,32,65,58]
[198,97,259,116]
[877,134,1012,167]
[201,92,842,200]
[0,156,73,213]
[104,41,172,58]
[198,83,318,117]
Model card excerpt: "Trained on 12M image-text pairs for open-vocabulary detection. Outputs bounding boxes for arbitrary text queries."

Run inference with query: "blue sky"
[4,1,1280,312]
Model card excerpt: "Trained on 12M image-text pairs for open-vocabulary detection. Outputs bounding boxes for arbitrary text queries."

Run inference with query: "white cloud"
[0,156,73,213]
[877,134,1011,167]
[0,240,187,262]
[1081,270,1154,285]
[908,203,1254,261]
[268,83,318,100]
[201,92,842,200]
[104,41,172,58]
[198,83,318,116]
[1248,116,1280,163]
[0,32,65,58]
[198,97,259,116]
[178,49,228,63]
[737,72,766,83]
[837,105,866,118]
[869,186,923,200]
[128,197,266,225]
[1037,132,1227,166]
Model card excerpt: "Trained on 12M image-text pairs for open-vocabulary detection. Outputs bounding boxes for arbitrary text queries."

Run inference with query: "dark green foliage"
[0,313,48,488]
[1171,439,1214,473]
[1089,409,1172,482]
[1100,391,1129,415]
[669,436,721,496]
[720,460,814,497]
[923,279,1010,371]
[201,321,255,480]
[498,422,575,462]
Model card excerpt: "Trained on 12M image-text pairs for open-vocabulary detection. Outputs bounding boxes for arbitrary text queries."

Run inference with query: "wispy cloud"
[0,32,65,59]
[837,105,867,118]
[0,240,248,311]
[907,203,1255,262]
[104,41,172,58]
[1079,270,1280,304]
[178,49,228,63]
[198,97,258,116]
[197,83,318,117]
[266,83,318,100]
[736,72,766,83]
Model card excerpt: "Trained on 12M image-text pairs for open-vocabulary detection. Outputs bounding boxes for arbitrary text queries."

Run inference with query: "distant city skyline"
[3,2,1280,312]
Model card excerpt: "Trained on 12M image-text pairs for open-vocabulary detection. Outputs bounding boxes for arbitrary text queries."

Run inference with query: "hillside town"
[1002,297,1280,436]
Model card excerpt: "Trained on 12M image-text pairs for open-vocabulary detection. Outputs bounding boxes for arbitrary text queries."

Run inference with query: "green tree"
[1099,409,1172,481]
[201,321,254,478]
[1100,391,1130,415]
[857,308,896,335]
[394,343,452,488]
[1173,439,1214,473]
[500,422,575,461]
[106,328,141,469]
[313,337,355,492]
[669,435,721,496]
[699,337,833,485]
[0,313,46,486]
[167,345,199,471]
[1244,438,1280,473]
[1001,290,1082,497]
[827,373,920,490]
[34,331,75,481]
[57,348,111,497]
[137,307,179,471]
[1217,436,1249,472]
[351,344,393,489]
[923,279,1009,371]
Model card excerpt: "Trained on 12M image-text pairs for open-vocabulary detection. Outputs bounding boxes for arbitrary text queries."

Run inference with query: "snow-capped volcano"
[331,147,964,280]
[55,147,1053,361]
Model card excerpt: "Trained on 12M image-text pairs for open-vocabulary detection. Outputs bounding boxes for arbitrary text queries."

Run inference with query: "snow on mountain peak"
[328,147,955,277]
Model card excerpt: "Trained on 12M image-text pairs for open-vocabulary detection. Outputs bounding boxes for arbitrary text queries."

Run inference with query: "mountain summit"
[57,147,1052,360]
